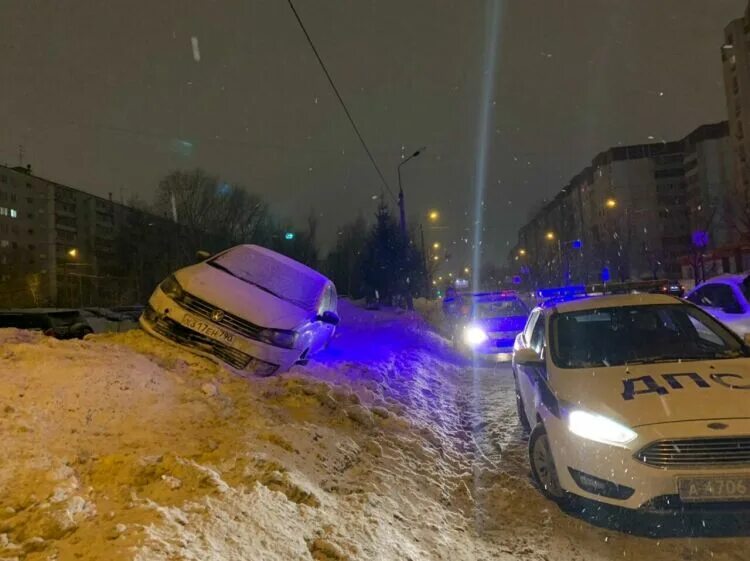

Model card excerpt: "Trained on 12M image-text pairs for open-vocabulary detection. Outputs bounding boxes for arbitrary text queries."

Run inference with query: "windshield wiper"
[207,261,288,302]
[626,352,740,365]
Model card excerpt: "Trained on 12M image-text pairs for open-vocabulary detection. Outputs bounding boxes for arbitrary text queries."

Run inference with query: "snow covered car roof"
[210,244,332,313]
[694,273,750,286]
[547,293,680,313]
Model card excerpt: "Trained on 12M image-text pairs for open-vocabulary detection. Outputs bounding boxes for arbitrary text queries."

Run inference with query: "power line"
[286,0,396,202]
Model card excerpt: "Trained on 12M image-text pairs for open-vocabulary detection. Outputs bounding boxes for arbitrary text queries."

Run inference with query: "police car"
[454,291,529,361]
[513,293,750,511]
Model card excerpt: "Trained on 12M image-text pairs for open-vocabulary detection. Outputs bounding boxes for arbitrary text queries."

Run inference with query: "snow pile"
[0,306,498,561]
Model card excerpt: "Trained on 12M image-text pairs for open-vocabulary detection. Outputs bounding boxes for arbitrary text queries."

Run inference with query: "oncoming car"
[513,293,750,511]
[455,291,529,361]
[141,244,339,376]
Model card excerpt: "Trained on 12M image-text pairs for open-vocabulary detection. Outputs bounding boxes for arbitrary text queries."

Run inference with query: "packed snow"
[0,300,747,560]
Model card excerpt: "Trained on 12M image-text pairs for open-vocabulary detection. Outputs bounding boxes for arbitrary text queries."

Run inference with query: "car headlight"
[568,410,637,446]
[160,275,184,300]
[463,325,489,347]
[257,328,298,349]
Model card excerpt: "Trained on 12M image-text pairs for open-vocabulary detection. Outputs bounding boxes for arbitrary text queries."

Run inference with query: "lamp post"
[397,147,425,236]
[396,147,425,310]
[546,233,582,286]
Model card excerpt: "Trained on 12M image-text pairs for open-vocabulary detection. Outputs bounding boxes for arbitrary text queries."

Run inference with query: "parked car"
[513,293,750,511]
[110,305,145,321]
[140,244,339,376]
[80,308,139,333]
[454,291,529,361]
[686,273,750,335]
[0,309,93,339]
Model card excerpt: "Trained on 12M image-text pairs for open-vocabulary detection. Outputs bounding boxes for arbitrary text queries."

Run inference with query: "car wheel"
[78,327,94,339]
[528,424,567,504]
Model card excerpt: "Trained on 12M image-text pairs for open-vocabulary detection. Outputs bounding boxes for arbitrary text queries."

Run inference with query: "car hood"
[551,358,750,428]
[175,264,310,330]
[474,315,527,333]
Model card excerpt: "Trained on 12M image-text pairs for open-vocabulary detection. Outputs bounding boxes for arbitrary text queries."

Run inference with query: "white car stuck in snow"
[140,244,339,375]
[513,293,750,511]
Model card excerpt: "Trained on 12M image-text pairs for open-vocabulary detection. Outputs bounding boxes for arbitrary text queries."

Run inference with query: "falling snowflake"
[191,36,201,62]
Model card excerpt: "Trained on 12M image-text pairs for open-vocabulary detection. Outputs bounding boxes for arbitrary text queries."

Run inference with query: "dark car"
[0,309,93,340]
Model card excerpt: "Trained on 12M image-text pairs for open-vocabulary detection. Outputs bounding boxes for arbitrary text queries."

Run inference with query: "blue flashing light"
[284,232,295,241]
[601,267,610,282]
[512,275,522,284]
[536,285,586,299]
[692,230,709,248]
[571,239,582,249]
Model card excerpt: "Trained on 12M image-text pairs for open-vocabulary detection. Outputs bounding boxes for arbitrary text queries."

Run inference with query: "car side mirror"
[514,347,543,365]
[196,250,211,261]
[318,311,340,326]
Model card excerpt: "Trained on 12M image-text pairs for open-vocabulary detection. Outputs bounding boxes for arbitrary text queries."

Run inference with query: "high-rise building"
[722,2,750,191]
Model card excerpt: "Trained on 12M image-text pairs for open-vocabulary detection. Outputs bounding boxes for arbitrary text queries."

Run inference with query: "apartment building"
[511,122,734,287]
[0,164,189,308]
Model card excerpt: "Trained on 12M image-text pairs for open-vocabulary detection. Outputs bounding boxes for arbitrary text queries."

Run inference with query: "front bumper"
[141,288,301,375]
[544,414,750,511]
[460,335,516,362]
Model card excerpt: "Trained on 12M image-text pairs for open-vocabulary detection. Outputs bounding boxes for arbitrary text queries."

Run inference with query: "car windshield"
[209,246,324,313]
[551,304,746,368]
[473,299,527,319]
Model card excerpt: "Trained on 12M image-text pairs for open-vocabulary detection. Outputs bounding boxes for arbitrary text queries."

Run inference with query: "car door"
[515,311,543,420]
[320,284,338,347]
[692,283,743,328]
[523,315,550,421]
[310,285,336,353]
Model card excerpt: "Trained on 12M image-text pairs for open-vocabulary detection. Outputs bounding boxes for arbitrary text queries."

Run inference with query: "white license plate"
[182,313,234,344]
[678,476,750,502]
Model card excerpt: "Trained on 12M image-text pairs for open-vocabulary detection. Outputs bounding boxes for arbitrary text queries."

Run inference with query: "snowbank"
[0,305,496,561]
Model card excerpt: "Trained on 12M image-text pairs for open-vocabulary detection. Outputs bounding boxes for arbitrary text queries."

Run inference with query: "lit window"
[10,209,17,218]
[0,240,8,248]
[0,207,7,216]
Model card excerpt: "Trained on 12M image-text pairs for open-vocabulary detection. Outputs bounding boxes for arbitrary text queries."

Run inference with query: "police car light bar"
[536,285,587,299]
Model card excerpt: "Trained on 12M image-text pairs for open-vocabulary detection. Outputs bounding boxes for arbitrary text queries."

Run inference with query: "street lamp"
[433,255,439,261]
[432,242,440,250]
[518,248,527,256]
[545,231,555,241]
[464,266,470,274]
[67,248,78,258]
[397,147,425,235]
[428,210,440,222]
[605,197,617,209]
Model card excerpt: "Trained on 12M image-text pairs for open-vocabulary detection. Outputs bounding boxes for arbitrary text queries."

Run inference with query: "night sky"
[1,0,744,269]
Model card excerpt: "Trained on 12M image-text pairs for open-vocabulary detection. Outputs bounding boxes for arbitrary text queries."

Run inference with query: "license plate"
[678,476,750,502]
[182,313,234,344]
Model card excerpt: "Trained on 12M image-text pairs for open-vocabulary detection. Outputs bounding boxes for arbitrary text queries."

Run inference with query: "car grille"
[176,291,263,341]
[151,314,253,370]
[636,437,750,468]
